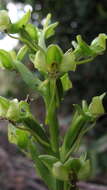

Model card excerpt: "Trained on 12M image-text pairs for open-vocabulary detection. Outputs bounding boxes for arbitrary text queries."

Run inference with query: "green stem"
[48,107,60,155]
[44,79,60,156]
[55,180,64,190]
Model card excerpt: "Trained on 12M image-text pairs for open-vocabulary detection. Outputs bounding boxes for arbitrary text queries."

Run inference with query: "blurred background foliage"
[0,0,107,186]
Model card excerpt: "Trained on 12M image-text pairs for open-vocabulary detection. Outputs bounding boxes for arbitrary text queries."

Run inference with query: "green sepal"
[29,142,56,190]
[34,50,47,72]
[46,44,63,72]
[0,49,15,69]
[60,50,76,73]
[90,33,107,55]
[88,93,106,117]
[60,73,72,92]
[39,155,58,171]
[52,161,69,181]
[8,10,31,33]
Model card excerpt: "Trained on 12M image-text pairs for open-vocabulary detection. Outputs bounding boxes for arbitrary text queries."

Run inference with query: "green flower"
[0,10,10,32]
[0,96,31,122]
[34,44,63,74]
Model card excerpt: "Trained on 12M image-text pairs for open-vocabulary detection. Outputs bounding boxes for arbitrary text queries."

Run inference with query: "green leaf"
[8,124,29,149]
[8,124,17,144]
[60,50,76,73]
[0,49,15,69]
[39,155,58,171]
[16,45,28,61]
[43,13,58,39]
[9,50,16,60]
[22,116,50,148]
[34,50,47,72]
[8,10,31,33]
[16,127,29,149]
[60,115,87,161]
[29,142,56,190]
[25,23,38,41]
[14,61,41,91]
[46,45,63,72]
[60,73,72,92]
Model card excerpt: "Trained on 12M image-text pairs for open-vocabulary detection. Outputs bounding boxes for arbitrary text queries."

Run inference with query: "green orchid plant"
[0,10,107,190]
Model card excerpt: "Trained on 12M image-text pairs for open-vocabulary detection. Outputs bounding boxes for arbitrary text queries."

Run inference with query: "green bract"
[0,10,10,32]
[0,10,107,190]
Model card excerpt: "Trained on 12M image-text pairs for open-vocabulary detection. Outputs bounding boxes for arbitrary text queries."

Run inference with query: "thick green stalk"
[48,106,60,155]
[44,79,60,156]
